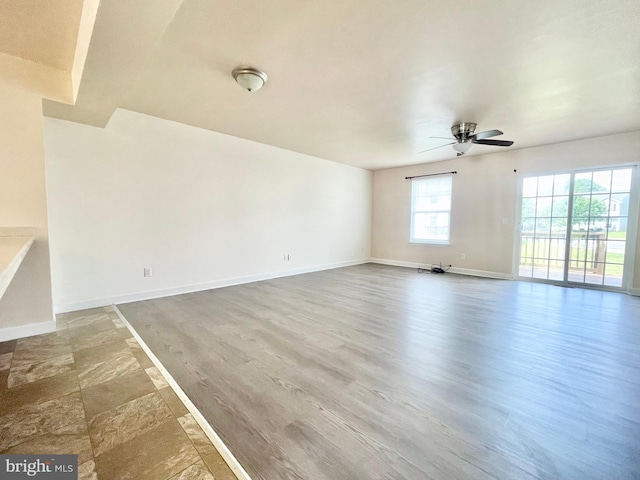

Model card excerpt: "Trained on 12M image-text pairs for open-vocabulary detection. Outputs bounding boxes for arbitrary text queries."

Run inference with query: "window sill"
[409,240,450,246]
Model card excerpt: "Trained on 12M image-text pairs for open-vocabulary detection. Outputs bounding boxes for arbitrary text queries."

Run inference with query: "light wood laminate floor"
[118,264,640,480]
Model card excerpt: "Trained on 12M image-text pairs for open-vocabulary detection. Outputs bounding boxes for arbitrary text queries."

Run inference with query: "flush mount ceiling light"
[232,67,268,92]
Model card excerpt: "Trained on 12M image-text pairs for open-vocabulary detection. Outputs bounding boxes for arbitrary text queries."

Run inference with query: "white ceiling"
[43,0,640,170]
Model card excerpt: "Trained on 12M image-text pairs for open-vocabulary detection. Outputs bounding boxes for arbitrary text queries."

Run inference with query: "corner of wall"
[0,84,55,339]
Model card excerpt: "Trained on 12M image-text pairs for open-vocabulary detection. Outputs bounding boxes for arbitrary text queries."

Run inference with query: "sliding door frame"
[513,163,640,293]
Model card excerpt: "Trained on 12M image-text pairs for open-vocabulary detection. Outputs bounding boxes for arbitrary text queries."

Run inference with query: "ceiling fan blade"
[471,129,503,140]
[418,142,456,154]
[430,136,454,140]
[473,139,514,147]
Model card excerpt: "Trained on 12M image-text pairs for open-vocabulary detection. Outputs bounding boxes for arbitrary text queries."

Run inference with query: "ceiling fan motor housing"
[451,122,477,141]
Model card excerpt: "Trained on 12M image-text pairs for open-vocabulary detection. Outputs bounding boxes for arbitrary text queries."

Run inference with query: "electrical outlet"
[460,253,466,260]
[144,267,152,277]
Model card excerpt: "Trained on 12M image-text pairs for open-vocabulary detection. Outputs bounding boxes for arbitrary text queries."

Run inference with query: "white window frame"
[410,176,452,245]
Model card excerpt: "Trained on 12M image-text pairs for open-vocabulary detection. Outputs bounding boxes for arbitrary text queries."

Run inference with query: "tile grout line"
[110,304,252,480]
[68,336,98,474]
[173,413,218,479]
[55,317,109,476]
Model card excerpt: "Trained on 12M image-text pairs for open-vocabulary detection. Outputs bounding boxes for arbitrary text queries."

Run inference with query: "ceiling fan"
[421,123,514,156]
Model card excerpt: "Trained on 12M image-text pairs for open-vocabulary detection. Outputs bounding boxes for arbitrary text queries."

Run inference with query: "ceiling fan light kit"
[452,142,473,155]
[232,67,268,92]
[420,122,514,157]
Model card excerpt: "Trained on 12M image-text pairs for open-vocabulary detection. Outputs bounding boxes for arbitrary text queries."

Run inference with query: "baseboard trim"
[111,305,253,480]
[447,267,514,280]
[368,258,422,269]
[629,288,640,296]
[0,320,56,342]
[55,298,112,314]
[369,258,513,280]
[55,258,370,313]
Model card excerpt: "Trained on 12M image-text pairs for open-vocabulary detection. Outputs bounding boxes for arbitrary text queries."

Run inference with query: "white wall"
[44,109,372,312]
[372,131,640,291]
[0,85,55,336]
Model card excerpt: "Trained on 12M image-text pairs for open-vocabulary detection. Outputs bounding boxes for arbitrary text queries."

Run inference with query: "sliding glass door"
[518,167,636,289]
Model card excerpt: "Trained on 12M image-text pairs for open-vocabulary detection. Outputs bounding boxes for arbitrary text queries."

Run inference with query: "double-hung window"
[410,176,452,244]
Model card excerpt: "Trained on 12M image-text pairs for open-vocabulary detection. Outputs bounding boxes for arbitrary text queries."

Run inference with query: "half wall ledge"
[0,227,36,302]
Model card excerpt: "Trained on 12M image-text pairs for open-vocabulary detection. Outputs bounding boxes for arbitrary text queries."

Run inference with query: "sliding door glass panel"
[519,174,570,280]
[568,168,632,287]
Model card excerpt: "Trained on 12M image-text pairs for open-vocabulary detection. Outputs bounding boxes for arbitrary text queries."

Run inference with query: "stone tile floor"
[0,306,237,480]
